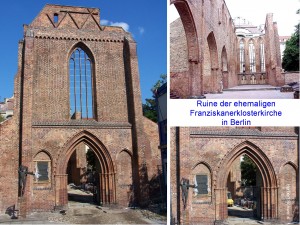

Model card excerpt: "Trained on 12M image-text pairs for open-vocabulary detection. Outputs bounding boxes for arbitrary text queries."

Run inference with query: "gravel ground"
[0,188,166,225]
[0,204,166,224]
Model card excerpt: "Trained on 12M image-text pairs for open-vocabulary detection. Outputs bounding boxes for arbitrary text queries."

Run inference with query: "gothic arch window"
[33,151,51,183]
[192,162,212,201]
[69,46,94,119]
[249,39,256,72]
[239,39,245,73]
[260,40,265,72]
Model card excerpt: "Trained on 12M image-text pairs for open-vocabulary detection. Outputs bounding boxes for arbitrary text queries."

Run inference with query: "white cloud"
[100,19,109,26]
[138,27,145,35]
[100,19,130,31]
[111,22,130,31]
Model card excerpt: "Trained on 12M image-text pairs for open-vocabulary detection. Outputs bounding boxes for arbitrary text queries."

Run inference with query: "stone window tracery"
[249,39,256,72]
[239,40,245,73]
[260,40,265,72]
[69,47,94,119]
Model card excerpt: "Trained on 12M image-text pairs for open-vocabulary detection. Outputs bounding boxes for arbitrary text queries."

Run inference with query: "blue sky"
[0,0,166,103]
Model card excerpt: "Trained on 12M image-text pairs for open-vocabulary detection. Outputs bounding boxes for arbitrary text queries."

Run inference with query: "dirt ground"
[0,187,167,224]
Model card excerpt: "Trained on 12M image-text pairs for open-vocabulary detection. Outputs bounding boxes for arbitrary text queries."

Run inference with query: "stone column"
[244,40,250,74]
[215,188,226,221]
[55,174,68,209]
[189,60,204,98]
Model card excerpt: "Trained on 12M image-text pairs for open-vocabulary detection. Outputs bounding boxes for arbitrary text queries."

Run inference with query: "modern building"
[0,96,14,119]
[156,83,167,190]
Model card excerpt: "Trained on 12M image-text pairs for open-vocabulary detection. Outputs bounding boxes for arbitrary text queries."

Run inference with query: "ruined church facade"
[170,0,284,98]
[0,4,159,215]
[171,127,299,224]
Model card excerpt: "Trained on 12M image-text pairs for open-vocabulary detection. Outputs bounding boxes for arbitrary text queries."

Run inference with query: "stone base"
[280,85,293,92]
[214,220,229,225]
[18,197,27,218]
[188,95,207,99]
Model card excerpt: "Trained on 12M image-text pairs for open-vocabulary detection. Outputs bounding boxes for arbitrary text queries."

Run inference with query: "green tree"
[241,155,257,186]
[0,114,5,123]
[86,149,97,171]
[282,11,299,71]
[142,74,167,122]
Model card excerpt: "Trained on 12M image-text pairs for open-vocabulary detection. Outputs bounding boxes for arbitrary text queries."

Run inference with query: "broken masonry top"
[27,4,126,33]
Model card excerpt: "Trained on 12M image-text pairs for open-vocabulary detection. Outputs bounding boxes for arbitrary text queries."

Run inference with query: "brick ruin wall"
[170,0,284,98]
[0,4,159,214]
[171,127,299,224]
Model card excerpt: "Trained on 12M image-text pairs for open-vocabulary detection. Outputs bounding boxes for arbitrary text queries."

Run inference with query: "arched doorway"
[221,46,228,89]
[226,154,263,219]
[66,142,101,205]
[171,0,203,98]
[207,32,219,92]
[215,141,278,222]
[54,131,116,209]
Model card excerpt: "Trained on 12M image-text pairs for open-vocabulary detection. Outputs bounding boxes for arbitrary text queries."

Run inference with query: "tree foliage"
[86,149,97,171]
[150,74,167,94]
[142,74,167,123]
[0,114,5,123]
[241,155,257,186]
[143,98,158,122]
[282,11,299,71]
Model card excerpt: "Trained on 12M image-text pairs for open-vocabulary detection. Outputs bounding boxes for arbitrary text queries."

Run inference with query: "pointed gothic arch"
[215,141,278,221]
[239,38,245,73]
[249,39,256,72]
[68,42,97,120]
[191,161,213,201]
[33,150,52,184]
[221,46,228,89]
[207,32,219,92]
[171,0,199,64]
[117,149,133,206]
[258,37,266,72]
[171,0,202,97]
[33,149,53,161]
[55,130,116,208]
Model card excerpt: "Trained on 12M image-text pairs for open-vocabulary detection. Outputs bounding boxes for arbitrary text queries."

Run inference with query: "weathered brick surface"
[264,14,285,86]
[0,4,159,214]
[170,0,283,98]
[143,117,161,173]
[284,72,300,84]
[171,127,299,224]
[0,118,19,213]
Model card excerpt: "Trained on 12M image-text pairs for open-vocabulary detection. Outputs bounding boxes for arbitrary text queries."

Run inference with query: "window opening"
[70,47,93,119]
[260,41,265,72]
[239,40,245,73]
[249,40,256,72]
[54,13,58,23]
[37,161,49,182]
